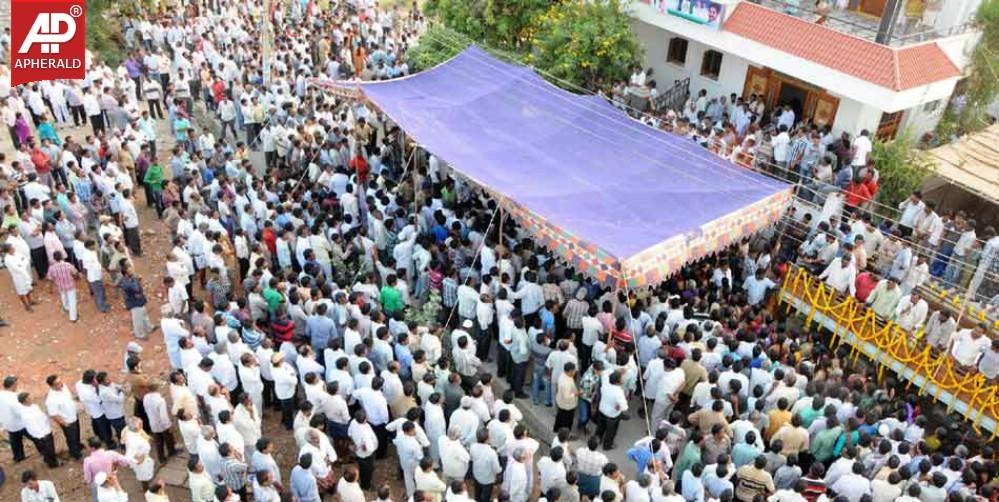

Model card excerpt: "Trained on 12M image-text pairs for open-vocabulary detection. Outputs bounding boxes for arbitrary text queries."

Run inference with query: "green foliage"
[87,0,124,67]
[871,128,933,209]
[425,0,549,50]
[529,0,643,89]
[420,0,642,90]
[407,25,472,72]
[424,0,487,42]
[936,0,999,137]
[85,0,157,67]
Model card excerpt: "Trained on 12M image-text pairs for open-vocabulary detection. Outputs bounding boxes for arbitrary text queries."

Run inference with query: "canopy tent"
[926,124,999,205]
[324,46,792,289]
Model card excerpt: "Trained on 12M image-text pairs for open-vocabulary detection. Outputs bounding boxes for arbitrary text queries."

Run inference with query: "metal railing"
[751,0,977,46]
[653,77,690,113]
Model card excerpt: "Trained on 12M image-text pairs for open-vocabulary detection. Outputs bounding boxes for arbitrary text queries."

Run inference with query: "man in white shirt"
[893,292,928,332]
[120,189,142,256]
[471,428,503,501]
[439,428,471,483]
[596,372,628,450]
[851,130,872,167]
[45,374,83,460]
[348,410,379,490]
[818,254,856,296]
[950,323,992,368]
[19,392,61,467]
[272,353,299,430]
[19,470,61,502]
[771,125,791,168]
[352,377,390,456]
[510,271,545,317]
[829,461,871,502]
[0,375,27,462]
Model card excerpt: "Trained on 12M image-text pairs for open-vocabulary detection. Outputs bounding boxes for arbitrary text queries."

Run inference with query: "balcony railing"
[780,265,998,437]
[752,0,977,46]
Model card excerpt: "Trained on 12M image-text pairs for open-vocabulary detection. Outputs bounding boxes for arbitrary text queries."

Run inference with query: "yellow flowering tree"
[424,0,550,50]
[530,0,643,89]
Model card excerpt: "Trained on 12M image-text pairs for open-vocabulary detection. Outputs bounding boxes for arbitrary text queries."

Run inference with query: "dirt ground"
[0,121,410,500]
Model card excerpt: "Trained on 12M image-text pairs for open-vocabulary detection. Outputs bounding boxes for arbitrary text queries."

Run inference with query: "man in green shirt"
[810,416,843,464]
[380,274,404,316]
[142,161,165,217]
[672,432,704,482]
[866,277,901,318]
[262,278,284,315]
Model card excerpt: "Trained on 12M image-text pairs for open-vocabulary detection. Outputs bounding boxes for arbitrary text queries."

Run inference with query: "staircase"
[653,77,690,113]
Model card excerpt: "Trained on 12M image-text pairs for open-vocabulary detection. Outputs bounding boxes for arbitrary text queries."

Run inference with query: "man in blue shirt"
[394,333,415,380]
[306,304,337,358]
[290,454,320,502]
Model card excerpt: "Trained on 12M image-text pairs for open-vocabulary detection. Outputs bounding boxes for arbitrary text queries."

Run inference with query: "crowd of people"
[0,1,998,502]
[615,72,999,314]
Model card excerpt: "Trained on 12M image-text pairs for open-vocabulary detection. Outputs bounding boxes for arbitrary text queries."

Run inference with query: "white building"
[632,0,982,139]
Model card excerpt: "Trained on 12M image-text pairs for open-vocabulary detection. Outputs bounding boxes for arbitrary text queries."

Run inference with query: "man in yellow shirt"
[765,398,792,441]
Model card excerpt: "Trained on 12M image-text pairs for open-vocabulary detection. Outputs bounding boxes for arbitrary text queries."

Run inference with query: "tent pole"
[498,202,505,246]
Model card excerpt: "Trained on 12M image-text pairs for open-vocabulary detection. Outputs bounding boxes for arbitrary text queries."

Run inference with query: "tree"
[407,25,472,72]
[86,0,156,67]
[528,0,643,89]
[935,0,999,139]
[425,0,550,50]
[424,0,488,43]
[870,128,933,209]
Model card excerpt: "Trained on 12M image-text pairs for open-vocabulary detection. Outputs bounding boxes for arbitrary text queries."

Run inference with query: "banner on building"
[652,0,725,29]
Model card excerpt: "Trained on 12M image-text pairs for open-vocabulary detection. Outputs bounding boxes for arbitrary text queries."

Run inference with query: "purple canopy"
[343,46,791,287]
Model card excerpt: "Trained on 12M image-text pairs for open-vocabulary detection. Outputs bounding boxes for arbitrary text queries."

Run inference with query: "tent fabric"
[927,124,999,205]
[331,46,791,288]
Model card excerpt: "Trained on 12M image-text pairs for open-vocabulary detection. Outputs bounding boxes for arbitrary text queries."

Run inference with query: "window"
[700,50,723,80]
[923,100,941,112]
[667,38,688,65]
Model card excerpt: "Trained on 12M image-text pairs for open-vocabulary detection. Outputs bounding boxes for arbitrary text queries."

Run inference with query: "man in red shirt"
[31,146,51,181]
[844,176,873,209]
[854,270,879,303]
[349,152,369,188]
[211,76,227,108]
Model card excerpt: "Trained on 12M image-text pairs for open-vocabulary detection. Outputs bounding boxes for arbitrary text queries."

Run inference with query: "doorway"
[777,81,808,123]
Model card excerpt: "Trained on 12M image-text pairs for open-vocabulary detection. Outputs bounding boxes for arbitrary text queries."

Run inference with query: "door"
[811,93,840,128]
[776,80,808,121]
[860,0,886,16]
[743,66,771,101]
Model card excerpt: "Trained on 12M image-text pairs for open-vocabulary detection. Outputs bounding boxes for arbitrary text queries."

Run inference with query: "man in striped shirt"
[46,251,79,322]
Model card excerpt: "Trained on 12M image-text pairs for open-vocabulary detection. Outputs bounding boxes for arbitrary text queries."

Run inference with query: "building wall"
[633,19,750,101]
[902,99,947,138]
[932,0,983,35]
[634,18,888,136]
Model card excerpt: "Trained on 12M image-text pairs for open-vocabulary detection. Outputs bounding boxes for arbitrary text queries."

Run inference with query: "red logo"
[10,0,87,86]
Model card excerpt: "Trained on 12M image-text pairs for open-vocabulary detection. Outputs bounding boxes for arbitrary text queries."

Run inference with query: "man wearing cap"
[94,471,128,502]
[0,375,27,462]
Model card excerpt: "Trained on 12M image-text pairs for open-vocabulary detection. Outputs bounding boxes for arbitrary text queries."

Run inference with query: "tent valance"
[321,46,791,289]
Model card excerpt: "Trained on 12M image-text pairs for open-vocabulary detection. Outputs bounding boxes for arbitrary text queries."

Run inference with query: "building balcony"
[753,0,977,46]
